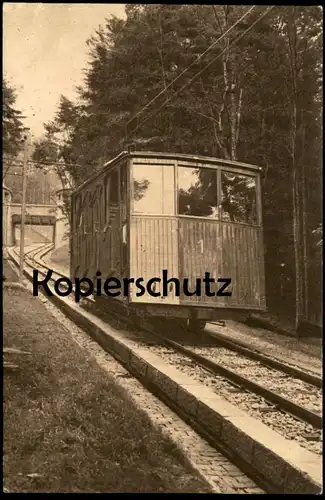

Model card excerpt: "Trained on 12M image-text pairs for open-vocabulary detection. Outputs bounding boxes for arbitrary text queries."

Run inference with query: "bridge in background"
[4,203,56,246]
[3,185,69,248]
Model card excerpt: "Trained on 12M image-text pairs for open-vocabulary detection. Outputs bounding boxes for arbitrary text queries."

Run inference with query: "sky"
[3,3,126,139]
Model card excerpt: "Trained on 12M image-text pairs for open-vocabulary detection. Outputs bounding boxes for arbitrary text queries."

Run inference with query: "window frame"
[220,169,259,226]
[110,167,119,206]
[103,167,120,227]
[131,161,176,216]
[176,163,261,227]
[129,160,262,227]
[176,164,220,220]
[119,162,128,223]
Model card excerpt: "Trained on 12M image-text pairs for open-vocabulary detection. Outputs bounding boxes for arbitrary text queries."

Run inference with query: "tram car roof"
[72,150,262,195]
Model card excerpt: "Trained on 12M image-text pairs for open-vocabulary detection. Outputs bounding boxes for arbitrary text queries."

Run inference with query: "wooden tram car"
[70,150,266,332]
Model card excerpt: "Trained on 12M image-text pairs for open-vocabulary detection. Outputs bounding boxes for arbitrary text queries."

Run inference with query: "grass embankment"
[3,258,20,282]
[3,282,211,493]
[47,243,70,275]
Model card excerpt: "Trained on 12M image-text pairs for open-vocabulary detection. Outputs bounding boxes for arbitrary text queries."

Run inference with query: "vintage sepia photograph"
[3,3,322,494]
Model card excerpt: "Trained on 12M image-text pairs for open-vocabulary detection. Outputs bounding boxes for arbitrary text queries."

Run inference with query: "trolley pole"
[19,129,30,283]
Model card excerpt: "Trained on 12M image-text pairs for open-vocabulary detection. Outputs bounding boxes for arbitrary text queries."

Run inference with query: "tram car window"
[221,171,257,225]
[178,166,219,219]
[70,151,266,333]
[132,163,174,216]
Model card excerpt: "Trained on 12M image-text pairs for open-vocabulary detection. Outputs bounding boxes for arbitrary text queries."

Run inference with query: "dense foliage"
[3,78,63,205]
[3,78,25,159]
[32,5,322,329]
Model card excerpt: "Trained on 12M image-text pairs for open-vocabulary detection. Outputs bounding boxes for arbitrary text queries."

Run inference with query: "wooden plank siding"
[70,163,127,285]
[70,151,266,314]
[129,215,266,310]
[129,216,179,305]
[178,217,223,306]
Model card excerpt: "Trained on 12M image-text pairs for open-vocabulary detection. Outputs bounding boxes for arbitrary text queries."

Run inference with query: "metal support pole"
[19,130,30,283]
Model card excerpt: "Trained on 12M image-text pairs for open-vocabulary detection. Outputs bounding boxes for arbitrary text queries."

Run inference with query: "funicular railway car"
[70,150,266,332]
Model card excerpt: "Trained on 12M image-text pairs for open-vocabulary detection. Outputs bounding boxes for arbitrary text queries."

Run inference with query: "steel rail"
[17,248,323,430]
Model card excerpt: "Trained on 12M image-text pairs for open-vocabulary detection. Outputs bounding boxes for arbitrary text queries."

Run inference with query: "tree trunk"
[287,7,303,332]
[300,121,308,320]
[292,136,302,331]
[230,77,237,160]
[211,6,241,161]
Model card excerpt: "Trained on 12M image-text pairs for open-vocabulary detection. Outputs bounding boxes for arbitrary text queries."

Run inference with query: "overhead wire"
[126,5,275,140]
[4,6,274,173]
[63,7,256,149]
[126,5,256,130]
[47,7,257,155]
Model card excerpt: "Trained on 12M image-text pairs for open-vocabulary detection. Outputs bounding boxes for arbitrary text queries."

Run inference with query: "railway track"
[13,245,322,451]
[18,246,94,298]
[205,327,322,387]
[20,245,322,383]
[147,333,322,429]
[15,243,323,387]
[98,316,322,454]
[7,244,322,493]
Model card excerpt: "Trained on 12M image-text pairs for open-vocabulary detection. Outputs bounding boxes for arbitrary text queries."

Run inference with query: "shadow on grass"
[3,287,211,493]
